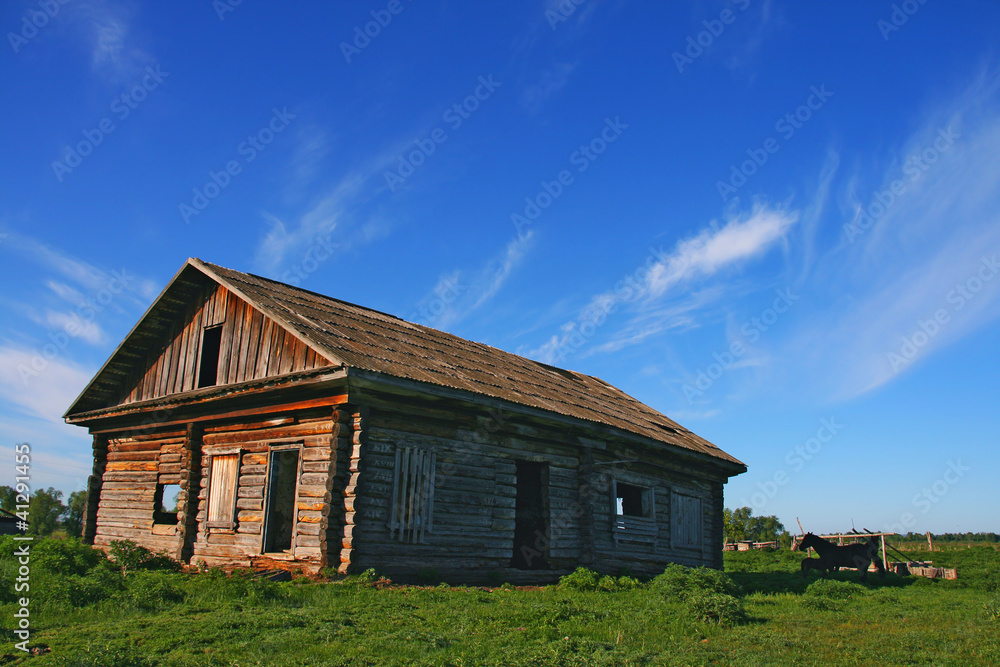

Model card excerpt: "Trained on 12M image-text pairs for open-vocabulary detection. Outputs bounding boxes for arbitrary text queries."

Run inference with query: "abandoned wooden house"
[65,258,747,581]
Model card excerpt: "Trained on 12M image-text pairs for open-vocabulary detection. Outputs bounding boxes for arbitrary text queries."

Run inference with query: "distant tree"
[27,487,66,536]
[723,507,784,543]
[64,490,87,538]
[724,507,752,542]
[0,485,15,512]
[749,515,786,542]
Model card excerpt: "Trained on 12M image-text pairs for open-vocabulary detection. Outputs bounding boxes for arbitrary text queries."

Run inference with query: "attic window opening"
[197,324,224,388]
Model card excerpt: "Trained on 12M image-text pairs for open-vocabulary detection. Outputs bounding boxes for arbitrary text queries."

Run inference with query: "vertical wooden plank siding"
[114,283,330,406]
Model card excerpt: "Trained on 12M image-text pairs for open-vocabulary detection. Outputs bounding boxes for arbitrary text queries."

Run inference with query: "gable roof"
[66,258,744,469]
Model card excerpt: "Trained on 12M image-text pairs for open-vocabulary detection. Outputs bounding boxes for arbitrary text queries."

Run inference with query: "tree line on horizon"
[725,506,998,547]
[1,484,85,538]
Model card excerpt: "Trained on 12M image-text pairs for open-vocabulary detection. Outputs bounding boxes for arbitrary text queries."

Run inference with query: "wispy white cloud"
[772,70,1000,400]
[473,232,536,309]
[6,231,157,308]
[583,285,731,357]
[45,311,105,345]
[530,205,798,363]
[70,1,154,84]
[414,232,537,330]
[794,149,839,286]
[283,125,331,201]
[256,172,366,274]
[521,62,577,114]
[255,132,415,274]
[645,205,798,298]
[46,280,86,304]
[0,346,93,424]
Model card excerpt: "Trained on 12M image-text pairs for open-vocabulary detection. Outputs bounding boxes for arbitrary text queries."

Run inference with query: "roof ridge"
[199,258,611,384]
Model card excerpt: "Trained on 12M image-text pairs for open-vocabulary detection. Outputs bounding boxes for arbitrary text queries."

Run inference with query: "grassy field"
[2,538,998,666]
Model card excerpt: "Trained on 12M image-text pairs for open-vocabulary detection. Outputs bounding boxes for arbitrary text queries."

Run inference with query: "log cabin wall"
[342,388,729,581]
[583,450,719,575]
[90,402,346,572]
[117,283,330,406]
[88,389,726,581]
[95,429,188,555]
[336,390,585,582]
[190,407,340,570]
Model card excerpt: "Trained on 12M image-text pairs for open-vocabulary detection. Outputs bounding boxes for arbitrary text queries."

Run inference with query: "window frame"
[261,444,302,555]
[610,478,658,546]
[152,483,182,526]
[196,323,225,389]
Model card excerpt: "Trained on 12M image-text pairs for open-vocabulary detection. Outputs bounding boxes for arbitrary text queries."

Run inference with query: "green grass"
[2,538,998,666]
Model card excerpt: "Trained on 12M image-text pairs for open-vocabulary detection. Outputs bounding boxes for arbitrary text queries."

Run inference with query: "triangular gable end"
[65,259,340,417]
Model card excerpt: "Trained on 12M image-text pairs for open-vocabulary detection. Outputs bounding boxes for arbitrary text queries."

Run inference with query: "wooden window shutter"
[388,446,436,543]
[671,492,702,549]
[207,452,239,529]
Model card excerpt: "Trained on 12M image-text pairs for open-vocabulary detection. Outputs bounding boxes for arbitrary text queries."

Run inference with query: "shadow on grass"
[730,569,915,596]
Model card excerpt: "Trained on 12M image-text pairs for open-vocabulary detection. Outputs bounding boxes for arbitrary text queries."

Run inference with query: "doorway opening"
[510,460,549,570]
[263,448,300,553]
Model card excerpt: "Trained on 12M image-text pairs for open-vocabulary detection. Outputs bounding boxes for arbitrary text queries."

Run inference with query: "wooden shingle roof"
[199,260,742,467]
[67,258,744,468]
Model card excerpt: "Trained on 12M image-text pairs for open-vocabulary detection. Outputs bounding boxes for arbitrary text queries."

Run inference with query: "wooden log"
[106,450,162,462]
[106,461,159,472]
[202,420,333,446]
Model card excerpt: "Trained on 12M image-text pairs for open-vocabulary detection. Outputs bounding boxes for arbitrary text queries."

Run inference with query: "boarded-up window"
[671,492,702,549]
[207,453,239,529]
[388,446,435,543]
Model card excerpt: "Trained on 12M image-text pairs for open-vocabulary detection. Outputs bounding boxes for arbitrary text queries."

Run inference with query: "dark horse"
[798,533,885,582]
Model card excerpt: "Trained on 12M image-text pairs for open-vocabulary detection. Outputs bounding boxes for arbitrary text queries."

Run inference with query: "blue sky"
[2,1,998,535]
